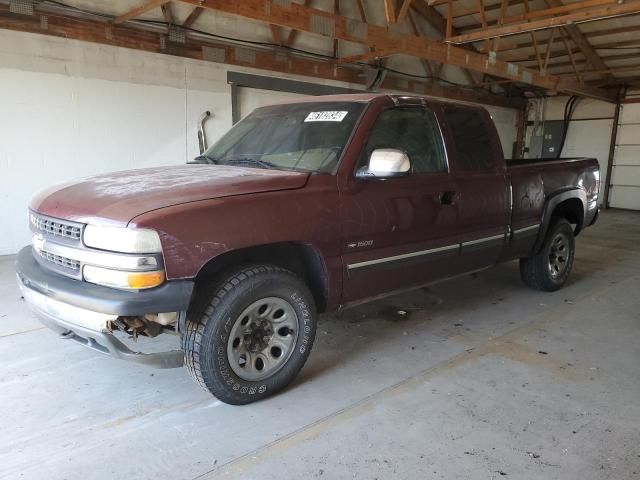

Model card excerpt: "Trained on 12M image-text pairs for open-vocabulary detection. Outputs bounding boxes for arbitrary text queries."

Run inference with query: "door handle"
[439,190,457,206]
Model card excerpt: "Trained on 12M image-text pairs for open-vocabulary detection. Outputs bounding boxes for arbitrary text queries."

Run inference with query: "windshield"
[200,101,366,173]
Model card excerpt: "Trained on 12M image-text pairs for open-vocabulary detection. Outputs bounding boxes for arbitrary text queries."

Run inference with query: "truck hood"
[30,165,310,225]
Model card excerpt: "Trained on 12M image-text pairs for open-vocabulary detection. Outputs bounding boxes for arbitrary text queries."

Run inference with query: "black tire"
[520,218,575,292]
[183,265,317,405]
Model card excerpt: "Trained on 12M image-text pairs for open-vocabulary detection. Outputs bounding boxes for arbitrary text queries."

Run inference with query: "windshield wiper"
[224,157,278,170]
[191,154,218,164]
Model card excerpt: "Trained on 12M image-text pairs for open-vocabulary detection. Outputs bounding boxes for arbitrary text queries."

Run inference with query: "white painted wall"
[0,29,519,255]
[0,30,362,255]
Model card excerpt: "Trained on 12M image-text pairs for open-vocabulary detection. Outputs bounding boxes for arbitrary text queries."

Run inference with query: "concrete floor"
[1,209,639,480]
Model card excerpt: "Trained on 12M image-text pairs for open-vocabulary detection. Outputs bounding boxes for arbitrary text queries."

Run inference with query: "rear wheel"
[183,265,317,405]
[520,218,575,292]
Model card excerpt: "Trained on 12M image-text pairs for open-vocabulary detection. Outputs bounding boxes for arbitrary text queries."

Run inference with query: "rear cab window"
[443,105,496,172]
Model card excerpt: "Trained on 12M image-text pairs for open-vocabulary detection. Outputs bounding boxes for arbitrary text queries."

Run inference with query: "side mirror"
[356,149,411,179]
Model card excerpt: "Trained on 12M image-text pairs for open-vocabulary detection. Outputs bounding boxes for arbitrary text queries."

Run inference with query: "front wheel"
[520,218,575,292]
[183,265,317,405]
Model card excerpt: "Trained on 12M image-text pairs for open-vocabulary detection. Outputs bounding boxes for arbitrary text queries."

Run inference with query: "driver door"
[339,105,463,303]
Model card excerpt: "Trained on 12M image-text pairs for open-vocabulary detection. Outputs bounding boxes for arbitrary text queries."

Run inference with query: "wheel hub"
[244,320,274,353]
[227,297,299,381]
[548,232,570,278]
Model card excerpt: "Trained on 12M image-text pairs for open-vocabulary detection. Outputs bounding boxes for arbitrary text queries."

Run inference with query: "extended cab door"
[339,103,462,303]
[439,104,510,271]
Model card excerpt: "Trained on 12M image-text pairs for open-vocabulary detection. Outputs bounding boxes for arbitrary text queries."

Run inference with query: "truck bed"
[505,157,597,167]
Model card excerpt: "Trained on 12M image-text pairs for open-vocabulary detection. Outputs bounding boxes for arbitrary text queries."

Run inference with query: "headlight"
[83,265,165,290]
[83,225,162,253]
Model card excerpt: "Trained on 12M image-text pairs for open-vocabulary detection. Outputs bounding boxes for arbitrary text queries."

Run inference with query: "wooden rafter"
[452,0,525,19]
[519,52,640,70]
[542,28,556,74]
[476,0,491,54]
[356,0,367,22]
[584,22,640,38]
[446,0,640,44]
[270,24,282,45]
[522,0,543,71]
[0,3,524,109]
[384,0,396,24]
[160,2,174,32]
[284,0,313,47]
[411,1,482,84]
[337,48,401,64]
[408,10,434,76]
[491,0,509,53]
[558,64,640,76]
[182,6,203,28]
[113,0,171,24]
[485,0,620,27]
[333,0,340,57]
[560,28,582,83]
[396,0,413,24]
[446,0,453,38]
[173,0,613,100]
[411,0,446,33]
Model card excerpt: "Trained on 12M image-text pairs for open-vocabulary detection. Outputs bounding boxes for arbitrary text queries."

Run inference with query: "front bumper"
[16,246,194,368]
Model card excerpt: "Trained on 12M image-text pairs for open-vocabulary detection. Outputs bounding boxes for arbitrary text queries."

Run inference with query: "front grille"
[36,248,81,272]
[30,212,82,241]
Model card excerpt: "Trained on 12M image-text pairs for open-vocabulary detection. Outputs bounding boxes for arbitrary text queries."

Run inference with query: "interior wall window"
[443,105,495,171]
[362,106,447,174]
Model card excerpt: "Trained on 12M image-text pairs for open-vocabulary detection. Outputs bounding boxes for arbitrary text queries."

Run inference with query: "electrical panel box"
[527,120,565,159]
[541,120,565,159]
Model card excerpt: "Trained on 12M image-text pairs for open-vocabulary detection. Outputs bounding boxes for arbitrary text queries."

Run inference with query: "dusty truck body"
[16,93,600,404]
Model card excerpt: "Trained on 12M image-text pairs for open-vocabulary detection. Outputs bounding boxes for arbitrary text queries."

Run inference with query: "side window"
[362,107,447,174]
[443,105,495,171]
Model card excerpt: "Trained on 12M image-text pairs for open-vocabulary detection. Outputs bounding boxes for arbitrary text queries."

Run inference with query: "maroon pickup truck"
[16,93,600,404]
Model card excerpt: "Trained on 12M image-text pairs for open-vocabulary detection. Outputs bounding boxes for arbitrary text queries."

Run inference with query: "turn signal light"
[83,265,165,290]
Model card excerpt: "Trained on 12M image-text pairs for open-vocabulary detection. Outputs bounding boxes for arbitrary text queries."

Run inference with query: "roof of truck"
[266,93,487,110]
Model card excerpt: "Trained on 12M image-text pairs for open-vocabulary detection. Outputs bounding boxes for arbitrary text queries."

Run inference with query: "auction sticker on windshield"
[304,111,348,122]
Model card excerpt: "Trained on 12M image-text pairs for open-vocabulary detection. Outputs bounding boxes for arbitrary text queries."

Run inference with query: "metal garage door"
[610,103,640,210]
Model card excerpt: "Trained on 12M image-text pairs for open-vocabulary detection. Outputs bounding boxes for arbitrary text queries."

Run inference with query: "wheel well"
[551,198,584,235]
[194,243,328,312]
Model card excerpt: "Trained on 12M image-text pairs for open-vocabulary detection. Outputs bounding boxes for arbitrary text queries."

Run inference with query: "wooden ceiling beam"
[446,1,640,44]
[558,64,640,76]
[543,0,611,80]
[539,52,640,69]
[452,0,525,19]
[484,0,619,27]
[410,0,483,84]
[337,48,401,64]
[0,3,524,109]
[178,0,613,99]
[113,0,171,24]
[584,21,640,38]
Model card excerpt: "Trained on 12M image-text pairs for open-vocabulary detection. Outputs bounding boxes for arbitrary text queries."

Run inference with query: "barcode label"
[304,111,348,122]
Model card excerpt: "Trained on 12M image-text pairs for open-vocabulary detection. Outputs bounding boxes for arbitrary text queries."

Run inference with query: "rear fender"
[533,189,586,254]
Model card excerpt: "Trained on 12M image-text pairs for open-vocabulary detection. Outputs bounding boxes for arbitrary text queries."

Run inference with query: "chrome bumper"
[17,275,184,369]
